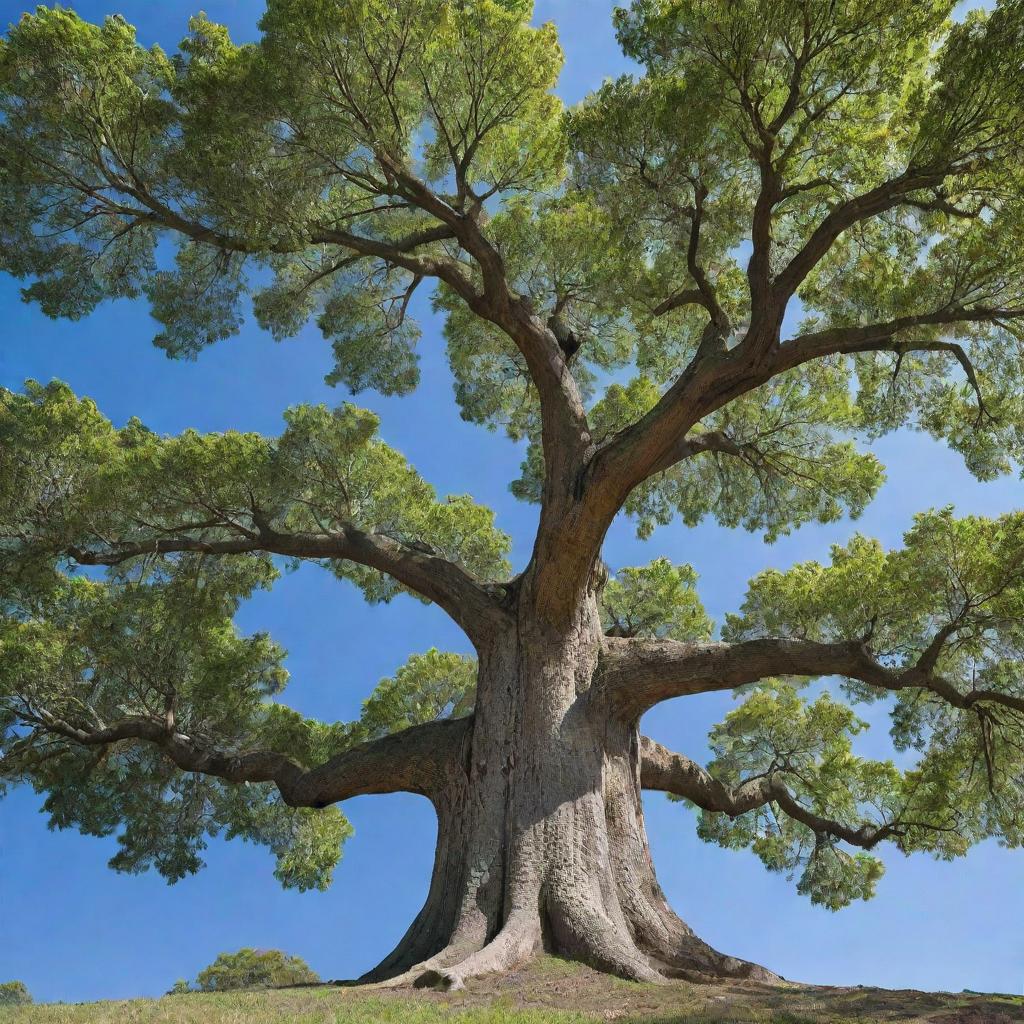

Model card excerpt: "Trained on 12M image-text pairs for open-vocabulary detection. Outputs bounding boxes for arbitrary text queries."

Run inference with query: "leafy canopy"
[699,509,1024,907]
[1,0,1024,915]
[695,687,889,911]
[0,0,562,383]
[2,0,1022,542]
[0,381,492,887]
[601,558,712,641]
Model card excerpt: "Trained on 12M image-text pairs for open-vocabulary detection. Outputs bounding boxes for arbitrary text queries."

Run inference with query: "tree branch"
[639,736,898,850]
[356,154,592,469]
[12,709,471,808]
[598,636,1024,721]
[772,169,948,302]
[578,161,989,528]
[585,296,1024,534]
[66,522,510,642]
[777,305,1024,366]
[120,161,591,515]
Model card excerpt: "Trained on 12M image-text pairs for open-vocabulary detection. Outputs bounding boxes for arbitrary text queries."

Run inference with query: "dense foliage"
[0,981,32,1007]
[193,949,319,992]
[1,0,1023,921]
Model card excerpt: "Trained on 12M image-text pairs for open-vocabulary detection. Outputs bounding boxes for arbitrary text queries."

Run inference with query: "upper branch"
[66,523,508,641]
[770,169,949,304]
[583,277,1024,533]
[777,304,1024,371]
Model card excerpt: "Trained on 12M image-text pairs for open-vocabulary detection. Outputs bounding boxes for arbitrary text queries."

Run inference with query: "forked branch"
[640,736,905,850]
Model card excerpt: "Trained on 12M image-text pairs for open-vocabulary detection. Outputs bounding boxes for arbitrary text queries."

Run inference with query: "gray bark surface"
[342,584,780,989]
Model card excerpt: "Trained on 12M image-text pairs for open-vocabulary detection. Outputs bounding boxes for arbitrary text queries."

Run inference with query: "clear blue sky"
[0,0,1020,1005]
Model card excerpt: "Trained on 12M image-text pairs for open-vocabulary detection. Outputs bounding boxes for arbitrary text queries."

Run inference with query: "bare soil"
[351,955,1024,1023]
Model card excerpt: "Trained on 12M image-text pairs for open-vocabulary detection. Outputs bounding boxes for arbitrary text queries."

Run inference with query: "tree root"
[627,900,781,984]
[416,912,543,991]
[363,897,779,991]
[548,900,663,984]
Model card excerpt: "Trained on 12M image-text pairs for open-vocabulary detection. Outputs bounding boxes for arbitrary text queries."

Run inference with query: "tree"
[0,981,32,1007]
[193,949,319,991]
[1,0,1023,990]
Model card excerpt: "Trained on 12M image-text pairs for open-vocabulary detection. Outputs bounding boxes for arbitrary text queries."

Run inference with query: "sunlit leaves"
[693,687,890,909]
[0,377,507,884]
[194,949,320,992]
[353,648,477,741]
[0,1,564,384]
[0,380,512,604]
[690,672,1024,908]
[599,362,885,541]
[601,558,712,641]
[0,525,471,890]
[616,0,952,195]
[0,557,356,889]
[725,507,1024,674]
[0,379,486,888]
[568,72,749,365]
[440,195,635,438]
[4,0,1024,535]
[694,509,1024,905]
[726,506,1024,760]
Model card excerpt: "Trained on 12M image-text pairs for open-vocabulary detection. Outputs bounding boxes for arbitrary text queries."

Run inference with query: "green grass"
[1,992,597,1024]
[2,958,1023,1024]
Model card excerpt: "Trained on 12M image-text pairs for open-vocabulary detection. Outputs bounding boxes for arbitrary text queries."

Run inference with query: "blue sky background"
[1,0,1020,1005]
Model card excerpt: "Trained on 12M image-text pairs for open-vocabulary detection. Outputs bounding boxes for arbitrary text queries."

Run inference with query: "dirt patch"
[344,958,1024,1023]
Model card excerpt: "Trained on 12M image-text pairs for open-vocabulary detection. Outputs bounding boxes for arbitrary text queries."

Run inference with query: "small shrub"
[194,949,319,992]
[0,981,32,1007]
[165,979,192,996]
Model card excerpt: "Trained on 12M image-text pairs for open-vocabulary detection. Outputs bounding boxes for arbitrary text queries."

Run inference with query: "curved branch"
[772,169,948,302]
[67,522,510,642]
[639,736,897,850]
[776,304,1024,380]
[598,636,1024,721]
[652,288,708,318]
[131,164,591,515]
[15,710,471,809]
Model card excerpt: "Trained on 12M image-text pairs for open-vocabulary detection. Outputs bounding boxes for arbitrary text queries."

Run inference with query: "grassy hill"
[3,957,1022,1024]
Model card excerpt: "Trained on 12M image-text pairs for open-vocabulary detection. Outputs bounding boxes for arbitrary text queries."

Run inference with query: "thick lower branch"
[18,711,471,809]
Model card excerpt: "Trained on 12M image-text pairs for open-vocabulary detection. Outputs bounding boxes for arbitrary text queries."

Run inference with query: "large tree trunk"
[362,585,777,990]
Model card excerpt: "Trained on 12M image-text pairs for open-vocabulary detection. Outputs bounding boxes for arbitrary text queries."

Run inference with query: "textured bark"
[353,586,779,990]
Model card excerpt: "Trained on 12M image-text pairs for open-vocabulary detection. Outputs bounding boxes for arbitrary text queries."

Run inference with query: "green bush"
[0,981,32,1007]
[194,949,319,992]
[165,979,192,996]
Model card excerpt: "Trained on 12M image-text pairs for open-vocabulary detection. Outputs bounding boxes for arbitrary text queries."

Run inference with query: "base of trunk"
[361,899,778,992]
[358,751,779,991]
[361,613,781,992]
